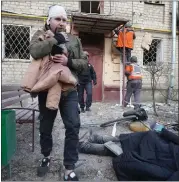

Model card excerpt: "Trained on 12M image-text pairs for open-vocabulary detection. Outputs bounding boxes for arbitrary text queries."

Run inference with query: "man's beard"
[55,27,66,33]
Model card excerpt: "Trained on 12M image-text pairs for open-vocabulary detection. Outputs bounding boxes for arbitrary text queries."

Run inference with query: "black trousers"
[38,90,80,170]
[77,82,92,109]
[117,47,132,63]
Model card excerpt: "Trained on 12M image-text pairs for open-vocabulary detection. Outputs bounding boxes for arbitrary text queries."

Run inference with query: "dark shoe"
[81,108,85,113]
[64,171,79,181]
[86,107,91,111]
[37,157,50,177]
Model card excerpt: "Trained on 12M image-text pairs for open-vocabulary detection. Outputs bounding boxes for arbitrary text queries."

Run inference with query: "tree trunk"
[151,75,158,116]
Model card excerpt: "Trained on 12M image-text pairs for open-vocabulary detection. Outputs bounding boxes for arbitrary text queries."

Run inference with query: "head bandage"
[47,5,67,25]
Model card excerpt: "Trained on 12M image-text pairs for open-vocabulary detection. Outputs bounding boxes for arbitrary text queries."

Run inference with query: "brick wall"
[2,1,178,89]
[2,1,172,30]
[2,61,30,84]
[2,1,79,16]
[2,16,44,84]
[103,1,172,30]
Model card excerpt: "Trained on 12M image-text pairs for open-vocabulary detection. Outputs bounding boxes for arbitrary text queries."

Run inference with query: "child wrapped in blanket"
[21,30,77,110]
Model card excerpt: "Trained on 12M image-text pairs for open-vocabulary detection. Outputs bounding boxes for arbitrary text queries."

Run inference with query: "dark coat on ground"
[113,129,179,181]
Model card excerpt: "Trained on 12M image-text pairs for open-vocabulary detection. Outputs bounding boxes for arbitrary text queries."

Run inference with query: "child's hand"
[46,30,55,38]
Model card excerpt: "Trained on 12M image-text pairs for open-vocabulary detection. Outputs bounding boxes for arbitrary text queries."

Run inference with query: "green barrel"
[1,110,16,166]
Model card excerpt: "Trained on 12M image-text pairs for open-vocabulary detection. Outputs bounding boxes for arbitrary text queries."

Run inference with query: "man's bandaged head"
[47,5,67,25]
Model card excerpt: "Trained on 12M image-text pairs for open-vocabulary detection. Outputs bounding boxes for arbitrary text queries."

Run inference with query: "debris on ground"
[1,102,178,181]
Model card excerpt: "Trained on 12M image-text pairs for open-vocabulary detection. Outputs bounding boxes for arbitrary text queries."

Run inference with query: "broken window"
[81,1,101,14]
[143,39,163,65]
[144,1,164,5]
[3,24,30,60]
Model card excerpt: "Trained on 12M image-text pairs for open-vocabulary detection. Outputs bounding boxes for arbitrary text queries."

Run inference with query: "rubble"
[2,102,178,181]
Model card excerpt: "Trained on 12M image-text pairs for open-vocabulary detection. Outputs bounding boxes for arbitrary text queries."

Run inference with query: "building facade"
[2,1,178,102]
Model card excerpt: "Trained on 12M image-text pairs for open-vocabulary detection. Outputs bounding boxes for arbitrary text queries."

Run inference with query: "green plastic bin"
[1,110,16,166]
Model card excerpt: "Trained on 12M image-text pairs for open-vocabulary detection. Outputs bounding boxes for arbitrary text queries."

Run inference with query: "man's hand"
[93,81,97,86]
[52,54,68,66]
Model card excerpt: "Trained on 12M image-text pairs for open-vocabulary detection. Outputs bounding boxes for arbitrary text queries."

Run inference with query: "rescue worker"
[114,22,136,63]
[77,51,97,112]
[124,56,142,109]
[29,5,87,181]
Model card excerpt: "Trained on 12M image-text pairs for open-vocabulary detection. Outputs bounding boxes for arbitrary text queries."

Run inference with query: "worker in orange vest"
[114,22,136,63]
[124,56,142,109]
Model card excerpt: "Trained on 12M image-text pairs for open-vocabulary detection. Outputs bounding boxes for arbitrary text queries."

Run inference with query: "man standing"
[30,5,87,181]
[114,22,136,63]
[78,51,97,112]
[124,56,142,109]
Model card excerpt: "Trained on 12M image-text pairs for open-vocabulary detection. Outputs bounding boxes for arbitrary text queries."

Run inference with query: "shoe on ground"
[86,107,91,111]
[64,171,79,181]
[37,157,50,177]
[81,108,85,113]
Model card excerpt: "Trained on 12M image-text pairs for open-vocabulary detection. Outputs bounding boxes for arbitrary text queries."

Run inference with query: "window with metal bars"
[3,24,30,60]
[143,39,163,65]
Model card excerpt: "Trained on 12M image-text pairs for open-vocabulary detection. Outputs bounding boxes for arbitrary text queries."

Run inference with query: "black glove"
[54,32,67,44]
[51,44,64,56]
[93,81,97,85]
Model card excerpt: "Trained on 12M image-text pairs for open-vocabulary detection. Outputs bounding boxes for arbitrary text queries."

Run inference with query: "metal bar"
[167,0,177,103]
[100,115,136,127]
[2,107,39,112]
[122,27,126,106]
[120,61,123,106]
[32,110,35,152]
[73,16,128,23]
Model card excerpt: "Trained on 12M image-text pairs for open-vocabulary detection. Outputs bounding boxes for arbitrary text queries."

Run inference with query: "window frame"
[2,24,31,62]
[144,1,165,6]
[142,38,163,66]
[80,1,102,14]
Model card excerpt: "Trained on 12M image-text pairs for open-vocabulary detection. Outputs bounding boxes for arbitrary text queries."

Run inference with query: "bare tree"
[157,62,178,103]
[144,61,165,116]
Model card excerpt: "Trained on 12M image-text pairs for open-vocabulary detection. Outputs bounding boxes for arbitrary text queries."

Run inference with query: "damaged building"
[1,1,179,102]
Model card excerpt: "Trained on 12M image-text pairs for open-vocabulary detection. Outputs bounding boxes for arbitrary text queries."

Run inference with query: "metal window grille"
[143,39,162,65]
[3,24,31,60]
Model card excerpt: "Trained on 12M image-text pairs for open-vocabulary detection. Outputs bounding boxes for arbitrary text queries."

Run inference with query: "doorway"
[79,32,104,102]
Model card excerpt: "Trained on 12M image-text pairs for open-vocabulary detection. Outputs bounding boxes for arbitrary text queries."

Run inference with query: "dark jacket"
[78,63,97,84]
[113,129,179,181]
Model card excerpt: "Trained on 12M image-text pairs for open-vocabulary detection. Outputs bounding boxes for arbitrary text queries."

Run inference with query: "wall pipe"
[167,0,177,104]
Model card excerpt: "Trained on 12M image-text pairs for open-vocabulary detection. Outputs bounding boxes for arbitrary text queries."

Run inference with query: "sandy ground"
[2,102,178,181]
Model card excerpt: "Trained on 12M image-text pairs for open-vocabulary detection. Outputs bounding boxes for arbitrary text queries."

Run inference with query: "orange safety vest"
[125,63,142,80]
[116,28,134,49]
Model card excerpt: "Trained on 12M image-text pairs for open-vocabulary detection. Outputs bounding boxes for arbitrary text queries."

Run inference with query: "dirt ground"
[2,102,178,181]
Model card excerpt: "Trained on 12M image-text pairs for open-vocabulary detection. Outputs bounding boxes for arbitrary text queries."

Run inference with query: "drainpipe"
[167,0,177,104]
